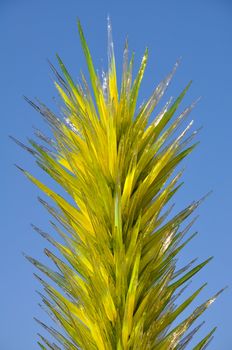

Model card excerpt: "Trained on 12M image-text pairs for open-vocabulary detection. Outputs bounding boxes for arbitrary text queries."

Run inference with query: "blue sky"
[1,0,232,349]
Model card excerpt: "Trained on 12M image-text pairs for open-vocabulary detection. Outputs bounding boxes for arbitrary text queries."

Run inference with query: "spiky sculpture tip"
[16,19,225,350]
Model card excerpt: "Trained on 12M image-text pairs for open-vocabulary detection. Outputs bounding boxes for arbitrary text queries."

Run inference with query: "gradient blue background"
[1,0,232,349]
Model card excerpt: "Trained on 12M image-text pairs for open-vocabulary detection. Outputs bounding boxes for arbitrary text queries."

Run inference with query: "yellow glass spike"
[18,19,223,350]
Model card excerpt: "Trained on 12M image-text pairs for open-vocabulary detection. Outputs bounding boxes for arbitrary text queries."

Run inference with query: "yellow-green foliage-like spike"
[193,327,217,349]
[17,20,225,349]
